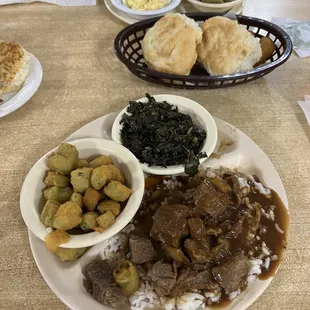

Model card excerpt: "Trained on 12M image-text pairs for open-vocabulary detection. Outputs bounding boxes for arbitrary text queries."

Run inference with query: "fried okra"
[91,165,125,190]
[70,167,93,194]
[44,171,69,188]
[75,158,90,169]
[59,143,79,162]
[47,153,75,175]
[80,212,99,231]
[90,155,113,168]
[104,181,132,202]
[54,247,87,261]
[45,229,70,253]
[53,201,83,230]
[70,192,83,207]
[97,200,121,216]
[113,260,140,297]
[40,200,60,228]
[96,211,115,230]
[43,186,73,203]
[83,188,101,211]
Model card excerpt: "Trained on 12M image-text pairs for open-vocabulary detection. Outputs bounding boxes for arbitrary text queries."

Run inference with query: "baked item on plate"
[142,13,202,75]
[0,41,32,95]
[198,17,262,76]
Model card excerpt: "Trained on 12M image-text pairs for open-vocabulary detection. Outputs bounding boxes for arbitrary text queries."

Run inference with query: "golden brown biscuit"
[198,17,262,75]
[0,41,31,94]
[142,14,202,75]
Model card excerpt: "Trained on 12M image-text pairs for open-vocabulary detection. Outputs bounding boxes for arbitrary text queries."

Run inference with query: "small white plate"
[28,111,288,310]
[0,55,43,118]
[104,0,245,25]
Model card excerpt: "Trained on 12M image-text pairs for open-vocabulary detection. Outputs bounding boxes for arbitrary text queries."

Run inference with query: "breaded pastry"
[142,14,202,75]
[198,17,262,75]
[0,41,32,95]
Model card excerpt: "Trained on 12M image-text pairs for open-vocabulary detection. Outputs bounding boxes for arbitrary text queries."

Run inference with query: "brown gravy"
[135,174,289,307]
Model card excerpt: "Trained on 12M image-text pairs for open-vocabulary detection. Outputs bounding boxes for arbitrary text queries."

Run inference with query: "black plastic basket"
[114,13,293,89]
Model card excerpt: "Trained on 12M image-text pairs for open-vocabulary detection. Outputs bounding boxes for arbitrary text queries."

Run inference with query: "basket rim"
[114,13,293,81]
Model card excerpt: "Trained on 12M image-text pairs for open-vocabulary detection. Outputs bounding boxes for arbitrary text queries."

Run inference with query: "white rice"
[237,177,250,196]
[206,169,216,179]
[163,179,181,189]
[264,257,271,270]
[229,289,241,301]
[246,175,272,197]
[269,210,275,221]
[99,223,135,260]
[275,223,284,234]
[262,242,271,256]
[176,293,205,310]
[130,281,160,310]
[248,258,263,276]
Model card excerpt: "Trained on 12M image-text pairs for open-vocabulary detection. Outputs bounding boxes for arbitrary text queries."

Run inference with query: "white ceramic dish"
[104,0,244,25]
[0,54,43,118]
[186,0,243,13]
[20,138,145,249]
[111,0,181,20]
[111,94,218,175]
[28,111,289,310]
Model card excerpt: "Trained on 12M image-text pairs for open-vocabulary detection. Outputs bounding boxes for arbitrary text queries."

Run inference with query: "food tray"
[114,13,293,89]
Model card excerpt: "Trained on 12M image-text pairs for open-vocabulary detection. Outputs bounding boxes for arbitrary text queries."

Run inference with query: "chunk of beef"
[212,252,250,292]
[208,176,232,193]
[205,226,222,236]
[171,268,218,296]
[227,175,251,206]
[148,261,176,296]
[92,282,130,309]
[188,207,207,218]
[184,237,213,263]
[226,217,244,239]
[83,260,129,309]
[151,204,189,248]
[193,180,229,219]
[83,260,114,284]
[83,278,93,293]
[165,245,189,263]
[187,218,207,239]
[247,203,261,236]
[129,235,156,264]
[212,236,230,263]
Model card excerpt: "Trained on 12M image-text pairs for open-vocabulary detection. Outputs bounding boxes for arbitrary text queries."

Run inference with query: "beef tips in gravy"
[129,235,156,264]
[83,167,289,309]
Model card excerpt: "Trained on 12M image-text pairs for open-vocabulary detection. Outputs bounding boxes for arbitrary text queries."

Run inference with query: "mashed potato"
[126,0,170,10]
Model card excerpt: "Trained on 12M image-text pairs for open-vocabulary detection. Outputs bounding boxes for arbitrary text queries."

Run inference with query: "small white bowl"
[111,0,181,20]
[111,94,218,175]
[186,0,243,13]
[20,138,145,249]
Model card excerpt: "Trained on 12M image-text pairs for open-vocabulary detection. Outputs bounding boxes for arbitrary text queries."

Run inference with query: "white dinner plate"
[104,0,245,25]
[0,55,43,118]
[28,111,289,310]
